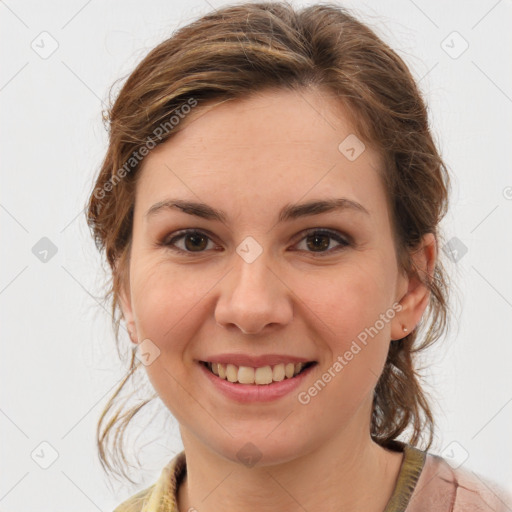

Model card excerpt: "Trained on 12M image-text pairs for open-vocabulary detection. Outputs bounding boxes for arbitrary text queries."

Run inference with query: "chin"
[209,434,313,469]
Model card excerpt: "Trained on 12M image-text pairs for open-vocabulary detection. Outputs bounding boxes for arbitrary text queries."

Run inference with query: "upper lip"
[198,354,316,367]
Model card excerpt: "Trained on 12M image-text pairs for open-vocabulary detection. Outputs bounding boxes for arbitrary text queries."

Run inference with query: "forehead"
[135,88,387,219]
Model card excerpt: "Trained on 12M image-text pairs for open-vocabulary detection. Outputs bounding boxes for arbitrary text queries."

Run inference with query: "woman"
[86,2,512,511]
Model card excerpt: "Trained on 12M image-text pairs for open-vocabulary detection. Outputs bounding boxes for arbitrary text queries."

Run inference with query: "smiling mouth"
[200,360,317,385]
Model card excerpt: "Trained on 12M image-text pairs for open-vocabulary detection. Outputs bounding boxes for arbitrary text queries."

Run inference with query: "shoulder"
[407,450,512,512]
[112,484,155,512]
[111,451,186,512]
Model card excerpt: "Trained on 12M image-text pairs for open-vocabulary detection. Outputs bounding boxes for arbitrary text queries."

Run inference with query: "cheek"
[129,265,210,419]
[293,267,394,420]
[131,261,210,350]
[298,258,395,340]
[295,258,395,391]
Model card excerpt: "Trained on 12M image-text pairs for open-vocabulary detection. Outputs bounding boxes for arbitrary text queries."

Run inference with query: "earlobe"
[391,233,437,341]
[119,283,138,344]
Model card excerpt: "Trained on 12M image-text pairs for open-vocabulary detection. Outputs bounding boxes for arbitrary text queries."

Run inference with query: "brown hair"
[86,0,451,483]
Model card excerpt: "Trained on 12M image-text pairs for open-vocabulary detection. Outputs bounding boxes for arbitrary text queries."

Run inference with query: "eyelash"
[159,228,351,257]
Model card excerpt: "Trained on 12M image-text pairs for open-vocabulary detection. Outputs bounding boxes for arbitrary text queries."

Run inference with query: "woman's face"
[120,88,426,465]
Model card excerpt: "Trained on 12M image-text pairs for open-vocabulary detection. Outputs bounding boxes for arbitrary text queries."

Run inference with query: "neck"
[177,425,403,512]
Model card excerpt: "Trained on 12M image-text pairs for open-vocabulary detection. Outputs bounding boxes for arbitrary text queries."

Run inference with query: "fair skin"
[119,87,436,512]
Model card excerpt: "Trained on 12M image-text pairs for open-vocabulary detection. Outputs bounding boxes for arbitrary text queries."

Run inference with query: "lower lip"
[198,362,317,403]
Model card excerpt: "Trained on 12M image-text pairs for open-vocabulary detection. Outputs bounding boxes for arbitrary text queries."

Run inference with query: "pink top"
[113,440,512,511]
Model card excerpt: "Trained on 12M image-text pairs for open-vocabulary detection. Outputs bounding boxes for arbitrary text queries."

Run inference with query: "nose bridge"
[234,249,273,295]
[214,244,292,334]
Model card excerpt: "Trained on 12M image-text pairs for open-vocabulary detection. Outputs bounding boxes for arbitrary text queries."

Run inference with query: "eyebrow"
[145,197,369,223]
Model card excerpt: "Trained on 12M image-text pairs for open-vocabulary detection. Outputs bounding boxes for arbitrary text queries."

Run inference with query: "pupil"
[185,233,207,251]
[307,233,329,251]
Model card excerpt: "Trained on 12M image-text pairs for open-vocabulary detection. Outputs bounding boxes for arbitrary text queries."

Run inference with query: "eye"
[161,229,218,255]
[293,228,351,256]
[160,228,350,256]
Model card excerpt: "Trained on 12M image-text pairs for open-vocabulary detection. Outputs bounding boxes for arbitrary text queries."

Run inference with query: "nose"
[214,252,293,335]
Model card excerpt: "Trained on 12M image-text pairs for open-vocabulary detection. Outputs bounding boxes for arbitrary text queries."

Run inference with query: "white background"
[1,0,511,510]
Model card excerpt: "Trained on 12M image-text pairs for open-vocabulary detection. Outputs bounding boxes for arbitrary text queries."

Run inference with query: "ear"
[118,269,138,345]
[391,232,436,341]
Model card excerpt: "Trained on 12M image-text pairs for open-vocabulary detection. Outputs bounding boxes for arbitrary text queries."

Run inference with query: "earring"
[403,326,408,333]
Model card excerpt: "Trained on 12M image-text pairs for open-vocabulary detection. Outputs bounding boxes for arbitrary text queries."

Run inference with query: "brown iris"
[305,233,330,252]
[183,232,209,251]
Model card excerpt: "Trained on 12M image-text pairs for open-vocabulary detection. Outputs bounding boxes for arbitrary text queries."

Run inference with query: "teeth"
[238,366,255,384]
[255,366,273,385]
[226,364,238,383]
[272,363,285,382]
[206,361,309,384]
